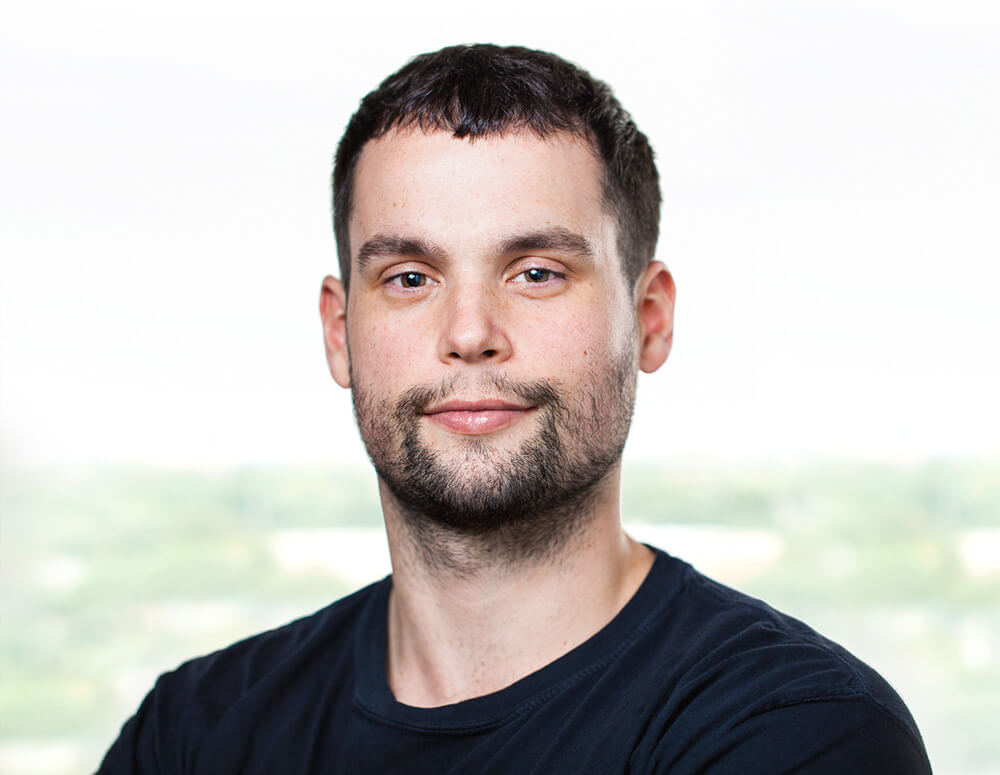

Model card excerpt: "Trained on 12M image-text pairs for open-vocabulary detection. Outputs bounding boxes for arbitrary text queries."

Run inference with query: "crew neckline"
[352,547,685,732]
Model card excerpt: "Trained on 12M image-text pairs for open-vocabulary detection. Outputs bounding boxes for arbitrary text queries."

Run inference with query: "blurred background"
[1,0,998,772]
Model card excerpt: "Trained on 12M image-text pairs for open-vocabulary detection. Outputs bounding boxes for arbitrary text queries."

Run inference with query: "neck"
[379,466,654,707]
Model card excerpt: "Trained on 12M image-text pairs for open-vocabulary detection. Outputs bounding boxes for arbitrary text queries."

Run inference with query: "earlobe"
[319,275,351,388]
[636,261,675,374]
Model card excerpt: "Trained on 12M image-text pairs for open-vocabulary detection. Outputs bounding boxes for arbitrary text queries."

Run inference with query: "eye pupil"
[526,268,548,282]
[402,272,424,288]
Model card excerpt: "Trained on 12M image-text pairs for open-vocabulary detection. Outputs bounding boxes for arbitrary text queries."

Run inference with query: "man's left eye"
[517,268,563,283]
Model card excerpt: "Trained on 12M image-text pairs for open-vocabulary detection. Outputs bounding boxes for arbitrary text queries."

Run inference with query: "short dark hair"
[332,44,660,294]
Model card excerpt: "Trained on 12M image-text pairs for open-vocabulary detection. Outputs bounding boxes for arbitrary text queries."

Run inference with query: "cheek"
[519,304,622,379]
[348,312,433,390]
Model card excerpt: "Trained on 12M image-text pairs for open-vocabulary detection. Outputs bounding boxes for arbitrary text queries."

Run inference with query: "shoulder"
[96,578,385,774]
[159,577,379,698]
[675,565,915,722]
[631,552,932,773]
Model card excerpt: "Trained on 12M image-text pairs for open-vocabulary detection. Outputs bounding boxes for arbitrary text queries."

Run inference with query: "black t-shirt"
[98,547,931,774]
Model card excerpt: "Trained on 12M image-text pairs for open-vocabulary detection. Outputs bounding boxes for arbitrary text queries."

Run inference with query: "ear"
[635,261,675,374]
[319,275,351,388]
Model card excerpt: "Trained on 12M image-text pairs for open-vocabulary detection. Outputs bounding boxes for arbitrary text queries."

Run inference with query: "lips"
[424,399,535,435]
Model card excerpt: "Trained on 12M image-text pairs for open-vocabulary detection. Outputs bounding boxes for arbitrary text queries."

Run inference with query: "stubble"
[351,355,636,574]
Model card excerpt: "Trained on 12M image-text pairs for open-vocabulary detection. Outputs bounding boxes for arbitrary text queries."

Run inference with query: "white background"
[2,0,998,468]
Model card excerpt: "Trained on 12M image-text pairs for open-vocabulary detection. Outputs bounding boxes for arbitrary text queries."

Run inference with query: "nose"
[438,282,512,365]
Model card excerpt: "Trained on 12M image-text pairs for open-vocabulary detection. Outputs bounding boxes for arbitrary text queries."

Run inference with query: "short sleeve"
[95,669,189,775]
[651,696,932,774]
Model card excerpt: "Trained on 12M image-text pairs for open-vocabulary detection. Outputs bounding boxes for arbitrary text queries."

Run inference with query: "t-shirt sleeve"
[95,673,186,775]
[652,696,932,775]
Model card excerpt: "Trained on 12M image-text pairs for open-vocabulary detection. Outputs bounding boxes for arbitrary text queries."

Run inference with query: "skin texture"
[320,127,675,706]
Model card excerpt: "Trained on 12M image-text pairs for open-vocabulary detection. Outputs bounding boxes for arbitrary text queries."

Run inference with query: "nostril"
[483,349,496,358]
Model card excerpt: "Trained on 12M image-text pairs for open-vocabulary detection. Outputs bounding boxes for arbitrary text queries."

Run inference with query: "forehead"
[348,128,613,259]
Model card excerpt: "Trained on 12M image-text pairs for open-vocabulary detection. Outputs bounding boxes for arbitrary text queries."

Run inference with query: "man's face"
[335,128,644,543]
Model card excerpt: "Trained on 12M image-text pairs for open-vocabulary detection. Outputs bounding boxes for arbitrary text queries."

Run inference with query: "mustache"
[393,372,563,421]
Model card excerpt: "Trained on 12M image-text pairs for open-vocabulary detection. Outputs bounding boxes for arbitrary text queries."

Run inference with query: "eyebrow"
[355,235,446,272]
[353,227,595,272]
[496,227,595,263]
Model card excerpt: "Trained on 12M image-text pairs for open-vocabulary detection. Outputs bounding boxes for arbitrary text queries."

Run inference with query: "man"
[99,44,931,773]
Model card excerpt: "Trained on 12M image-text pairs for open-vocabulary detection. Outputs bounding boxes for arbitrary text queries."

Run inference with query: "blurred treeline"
[1,461,998,773]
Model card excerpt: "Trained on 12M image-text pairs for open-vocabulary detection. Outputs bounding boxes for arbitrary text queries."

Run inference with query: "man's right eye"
[387,272,431,289]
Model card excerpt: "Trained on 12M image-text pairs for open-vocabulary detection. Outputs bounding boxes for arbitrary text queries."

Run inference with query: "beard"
[350,352,637,568]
